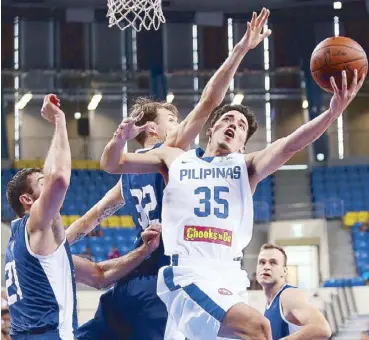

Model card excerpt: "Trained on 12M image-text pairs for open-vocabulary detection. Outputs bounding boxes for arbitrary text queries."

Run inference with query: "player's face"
[208,111,248,154]
[19,172,44,210]
[28,172,44,201]
[155,108,179,140]
[256,249,287,287]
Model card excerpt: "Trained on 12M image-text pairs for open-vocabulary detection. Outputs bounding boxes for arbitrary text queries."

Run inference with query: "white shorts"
[157,256,250,340]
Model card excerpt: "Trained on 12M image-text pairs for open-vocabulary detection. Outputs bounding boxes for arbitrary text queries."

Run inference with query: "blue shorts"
[75,288,131,340]
[76,275,168,340]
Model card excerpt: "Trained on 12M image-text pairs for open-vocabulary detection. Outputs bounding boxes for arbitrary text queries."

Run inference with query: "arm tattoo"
[97,202,125,224]
[70,233,87,245]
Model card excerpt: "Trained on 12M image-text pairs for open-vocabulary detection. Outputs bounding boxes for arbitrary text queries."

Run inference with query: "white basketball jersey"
[162,148,254,261]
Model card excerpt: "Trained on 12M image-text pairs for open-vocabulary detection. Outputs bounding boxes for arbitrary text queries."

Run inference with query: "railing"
[3,67,368,102]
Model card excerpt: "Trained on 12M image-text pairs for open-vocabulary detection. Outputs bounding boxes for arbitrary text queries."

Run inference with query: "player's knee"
[242,313,270,340]
[221,304,271,340]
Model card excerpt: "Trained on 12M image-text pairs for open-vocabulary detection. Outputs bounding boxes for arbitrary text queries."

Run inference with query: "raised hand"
[141,224,161,253]
[239,8,272,51]
[40,94,63,124]
[113,111,154,142]
[329,69,365,117]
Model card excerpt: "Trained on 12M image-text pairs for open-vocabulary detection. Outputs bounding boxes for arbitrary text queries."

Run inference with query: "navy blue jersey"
[120,143,169,273]
[264,284,300,340]
[4,216,78,339]
[76,144,170,340]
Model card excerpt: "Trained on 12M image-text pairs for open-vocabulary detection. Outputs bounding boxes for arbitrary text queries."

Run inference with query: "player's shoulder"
[280,286,306,307]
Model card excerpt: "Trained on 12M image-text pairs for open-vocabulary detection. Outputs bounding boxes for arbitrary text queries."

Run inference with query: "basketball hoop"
[107,0,165,32]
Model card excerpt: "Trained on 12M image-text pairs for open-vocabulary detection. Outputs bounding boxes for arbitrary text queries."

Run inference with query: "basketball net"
[107,0,165,31]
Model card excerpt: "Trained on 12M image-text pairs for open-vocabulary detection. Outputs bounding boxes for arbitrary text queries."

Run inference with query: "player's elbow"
[100,157,123,174]
[100,158,115,174]
[92,265,108,290]
[49,172,70,191]
[317,322,332,339]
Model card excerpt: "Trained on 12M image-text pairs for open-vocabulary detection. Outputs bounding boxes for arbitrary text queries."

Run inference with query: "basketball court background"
[1,0,369,338]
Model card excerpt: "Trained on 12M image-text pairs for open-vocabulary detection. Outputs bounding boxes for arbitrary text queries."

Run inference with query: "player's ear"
[283,266,288,277]
[148,122,160,135]
[19,193,33,206]
[239,146,246,153]
[206,128,212,138]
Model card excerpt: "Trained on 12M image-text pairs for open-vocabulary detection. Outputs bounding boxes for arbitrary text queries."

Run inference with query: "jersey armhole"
[279,288,300,328]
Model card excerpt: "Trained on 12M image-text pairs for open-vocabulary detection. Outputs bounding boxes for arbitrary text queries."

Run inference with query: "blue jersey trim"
[195,147,215,163]
[163,266,226,323]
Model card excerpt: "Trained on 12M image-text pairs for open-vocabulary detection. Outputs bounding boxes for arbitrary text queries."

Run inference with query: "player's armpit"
[66,181,125,245]
[279,289,332,340]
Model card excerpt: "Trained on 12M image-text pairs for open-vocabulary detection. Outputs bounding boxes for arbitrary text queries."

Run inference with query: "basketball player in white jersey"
[108,65,364,340]
[257,244,331,340]
[4,94,162,339]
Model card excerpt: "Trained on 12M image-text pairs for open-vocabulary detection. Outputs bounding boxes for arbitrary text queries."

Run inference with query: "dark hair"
[260,243,288,266]
[210,104,258,142]
[6,168,42,217]
[129,97,179,145]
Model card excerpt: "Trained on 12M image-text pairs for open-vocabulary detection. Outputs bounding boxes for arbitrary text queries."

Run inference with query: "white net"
[107,0,165,32]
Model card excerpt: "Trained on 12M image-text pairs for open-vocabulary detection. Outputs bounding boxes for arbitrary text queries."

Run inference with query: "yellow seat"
[68,215,80,225]
[86,160,100,169]
[100,219,109,227]
[120,215,135,228]
[357,211,369,223]
[107,216,121,227]
[343,212,358,227]
[72,160,88,169]
[62,215,69,227]
[14,160,29,169]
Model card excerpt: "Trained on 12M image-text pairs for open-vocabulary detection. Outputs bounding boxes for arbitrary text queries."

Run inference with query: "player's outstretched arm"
[165,8,272,150]
[100,112,154,173]
[28,94,71,231]
[66,182,125,245]
[73,225,161,289]
[101,145,176,175]
[279,289,331,340]
[246,70,365,191]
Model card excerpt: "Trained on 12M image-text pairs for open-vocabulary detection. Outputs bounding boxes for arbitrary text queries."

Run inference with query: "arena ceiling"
[1,0,362,12]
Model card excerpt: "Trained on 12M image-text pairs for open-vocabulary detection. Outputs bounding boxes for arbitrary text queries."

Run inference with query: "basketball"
[310,36,368,93]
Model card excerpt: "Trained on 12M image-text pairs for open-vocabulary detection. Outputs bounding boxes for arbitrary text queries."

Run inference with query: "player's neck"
[264,281,286,305]
[203,143,229,158]
[143,135,164,149]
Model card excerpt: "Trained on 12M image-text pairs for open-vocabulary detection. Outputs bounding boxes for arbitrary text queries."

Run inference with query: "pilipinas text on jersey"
[5,216,77,339]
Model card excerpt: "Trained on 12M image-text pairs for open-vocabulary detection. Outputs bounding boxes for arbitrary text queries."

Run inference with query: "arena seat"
[350,225,369,277]
[311,164,369,217]
[323,277,365,287]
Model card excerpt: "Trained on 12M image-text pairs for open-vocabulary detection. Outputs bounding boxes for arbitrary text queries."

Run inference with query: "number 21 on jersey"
[5,260,23,305]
